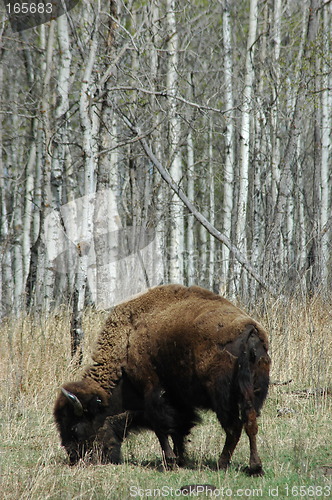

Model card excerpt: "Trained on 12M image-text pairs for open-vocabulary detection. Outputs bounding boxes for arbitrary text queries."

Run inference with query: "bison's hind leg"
[208,349,243,471]
[237,333,270,476]
[242,408,264,476]
[217,417,243,471]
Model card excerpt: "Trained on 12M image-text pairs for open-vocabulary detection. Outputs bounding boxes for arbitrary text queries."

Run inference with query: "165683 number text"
[6,3,53,14]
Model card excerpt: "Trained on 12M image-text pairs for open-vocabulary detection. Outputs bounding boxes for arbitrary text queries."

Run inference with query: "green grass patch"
[1,390,331,499]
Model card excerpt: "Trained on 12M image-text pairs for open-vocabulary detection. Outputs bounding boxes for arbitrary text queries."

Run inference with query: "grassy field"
[0,297,331,499]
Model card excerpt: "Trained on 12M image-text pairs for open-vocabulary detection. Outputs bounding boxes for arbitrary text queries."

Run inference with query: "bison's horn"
[61,388,84,417]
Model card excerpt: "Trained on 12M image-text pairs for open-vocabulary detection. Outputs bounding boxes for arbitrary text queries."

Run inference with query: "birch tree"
[265,2,312,289]
[166,0,184,283]
[187,124,195,285]
[234,0,258,297]
[26,22,56,312]
[208,118,215,290]
[220,0,235,295]
[320,0,331,286]
[71,3,101,359]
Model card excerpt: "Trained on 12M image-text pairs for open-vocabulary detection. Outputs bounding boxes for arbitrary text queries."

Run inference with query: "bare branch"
[118,110,277,297]
[107,86,237,115]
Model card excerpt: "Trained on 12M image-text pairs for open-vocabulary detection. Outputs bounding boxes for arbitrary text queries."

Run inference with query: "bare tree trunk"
[250,1,269,300]
[267,1,314,290]
[22,135,36,274]
[97,0,119,308]
[37,22,56,312]
[199,120,208,284]
[23,22,55,313]
[71,5,101,360]
[320,1,331,285]
[187,125,195,285]
[0,41,14,315]
[270,0,282,210]
[208,118,215,290]
[48,13,73,303]
[150,0,167,285]
[167,0,184,283]
[52,12,72,207]
[221,0,235,296]
[234,0,258,298]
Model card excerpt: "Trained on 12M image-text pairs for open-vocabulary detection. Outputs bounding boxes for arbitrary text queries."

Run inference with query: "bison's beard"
[64,429,123,466]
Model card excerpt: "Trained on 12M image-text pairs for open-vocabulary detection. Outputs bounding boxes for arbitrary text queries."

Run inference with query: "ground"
[0,298,331,499]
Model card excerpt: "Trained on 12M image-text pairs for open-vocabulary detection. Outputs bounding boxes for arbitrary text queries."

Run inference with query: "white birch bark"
[0,56,3,314]
[24,23,55,312]
[48,14,73,300]
[199,175,208,282]
[296,136,307,282]
[221,0,234,295]
[209,118,215,290]
[270,0,282,209]
[308,0,321,292]
[320,1,331,283]
[250,1,268,299]
[150,0,167,284]
[262,0,282,287]
[0,51,14,315]
[285,181,294,272]
[13,188,24,313]
[72,3,101,358]
[98,109,119,307]
[0,195,13,315]
[234,0,258,296]
[52,11,72,206]
[22,141,36,286]
[187,126,195,285]
[21,34,37,295]
[89,1,117,308]
[267,3,311,287]
[8,92,24,311]
[39,22,56,311]
[167,0,184,283]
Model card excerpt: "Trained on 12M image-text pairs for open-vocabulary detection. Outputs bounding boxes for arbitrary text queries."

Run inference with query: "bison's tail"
[237,325,270,421]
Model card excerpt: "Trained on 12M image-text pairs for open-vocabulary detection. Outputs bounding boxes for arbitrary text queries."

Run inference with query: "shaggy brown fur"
[54,284,270,474]
[84,284,268,387]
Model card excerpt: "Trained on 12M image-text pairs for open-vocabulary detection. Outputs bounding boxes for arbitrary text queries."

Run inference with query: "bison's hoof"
[245,465,264,477]
[164,457,178,469]
[218,459,230,471]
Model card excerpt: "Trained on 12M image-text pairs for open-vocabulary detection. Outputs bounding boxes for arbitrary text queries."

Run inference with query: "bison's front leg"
[95,412,133,464]
[156,432,178,468]
[171,433,186,466]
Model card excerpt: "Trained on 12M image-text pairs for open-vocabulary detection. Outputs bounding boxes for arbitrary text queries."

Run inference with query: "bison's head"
[54,379,110,464]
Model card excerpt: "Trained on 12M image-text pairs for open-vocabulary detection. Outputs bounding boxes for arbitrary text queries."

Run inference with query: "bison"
[54,284,271,475]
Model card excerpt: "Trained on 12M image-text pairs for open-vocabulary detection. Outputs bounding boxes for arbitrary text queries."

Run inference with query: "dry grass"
[0,297,331,499]
[260,295,332,388]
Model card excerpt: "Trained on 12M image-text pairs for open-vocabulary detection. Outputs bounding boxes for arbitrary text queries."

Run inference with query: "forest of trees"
[0,0,332,323]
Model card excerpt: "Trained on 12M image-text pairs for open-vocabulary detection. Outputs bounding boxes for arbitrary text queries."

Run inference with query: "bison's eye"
[86,395,104,414]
